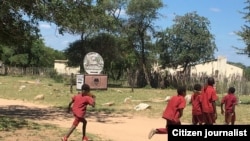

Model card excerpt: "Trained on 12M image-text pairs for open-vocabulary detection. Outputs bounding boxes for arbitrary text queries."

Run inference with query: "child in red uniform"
[221,87,237,125]
[148,86,187,139]
[201,77,218,125]
[190,84,203,125]
[62,84,96,141]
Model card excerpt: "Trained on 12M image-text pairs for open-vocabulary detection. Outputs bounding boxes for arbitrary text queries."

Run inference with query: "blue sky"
[39,0,250,66]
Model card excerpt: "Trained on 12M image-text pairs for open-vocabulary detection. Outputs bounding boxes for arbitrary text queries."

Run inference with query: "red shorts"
[167,119,181,126]
[192,114,204,125]
[160,119,181,134]
[72,115,86,126]
[203,112,215,125]
[225,112,236,124]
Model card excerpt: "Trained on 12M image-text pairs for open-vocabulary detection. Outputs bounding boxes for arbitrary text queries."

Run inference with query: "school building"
[165,56,243,80]
[54,60,80,75]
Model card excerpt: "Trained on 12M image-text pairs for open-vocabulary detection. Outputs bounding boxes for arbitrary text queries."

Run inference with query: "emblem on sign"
[83,52,104,74]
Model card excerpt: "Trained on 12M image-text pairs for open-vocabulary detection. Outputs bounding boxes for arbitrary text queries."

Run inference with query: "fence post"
[70,73,74,93]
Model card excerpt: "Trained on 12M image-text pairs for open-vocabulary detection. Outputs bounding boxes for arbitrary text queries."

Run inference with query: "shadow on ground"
[0,105,71,119]
[0,105,132,124]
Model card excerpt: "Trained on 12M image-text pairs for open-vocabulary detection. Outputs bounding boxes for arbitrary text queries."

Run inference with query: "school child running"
[148,86,187,139]
[190,83,203,125]
[200,77,218,125]
[62,84,96,141]
[221,87,237,125]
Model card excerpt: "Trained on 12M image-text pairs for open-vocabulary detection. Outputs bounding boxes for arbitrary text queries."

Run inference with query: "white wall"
[54,60,80,75]
[165,56,243,80]
[190,56,243,79]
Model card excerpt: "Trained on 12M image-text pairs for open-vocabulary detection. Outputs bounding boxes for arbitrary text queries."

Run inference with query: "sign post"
[76,74,84,91]
[82,52,108,90]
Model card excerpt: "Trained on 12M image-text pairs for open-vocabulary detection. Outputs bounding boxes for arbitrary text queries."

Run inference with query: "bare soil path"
[0,98,167,141]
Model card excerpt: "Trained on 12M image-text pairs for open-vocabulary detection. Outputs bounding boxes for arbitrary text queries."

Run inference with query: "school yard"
[0,76,250,141]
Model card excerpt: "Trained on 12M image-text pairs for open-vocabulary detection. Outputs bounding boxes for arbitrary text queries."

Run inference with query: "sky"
[39,0,250,66]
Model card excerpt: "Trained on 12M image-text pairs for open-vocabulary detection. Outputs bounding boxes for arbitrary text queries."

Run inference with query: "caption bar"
[168,125,250,140]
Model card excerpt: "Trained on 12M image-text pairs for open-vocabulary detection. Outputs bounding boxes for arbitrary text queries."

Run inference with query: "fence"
[0,66,54,77]
[158,73,250,95]
[1,66,250,95]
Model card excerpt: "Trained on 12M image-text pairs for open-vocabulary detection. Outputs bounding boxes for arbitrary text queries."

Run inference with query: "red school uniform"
[71,94,95,118]
[191,93,204,124]
[191,94,202,115]
[221,93,237,113]
[162,95,186,123]
[201,85,218,113]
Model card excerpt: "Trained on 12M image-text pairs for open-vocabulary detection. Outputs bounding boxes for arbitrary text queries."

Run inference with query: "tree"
[64,33,129,79]
[29,39,66,67]
[235,0,250,57]
[125,0,163,87]
[157,12,217,72]
[0,0,68,69]
[0,39,65,68]
[244,66,250,80]
[155,28,174,68]
[0,0,47,46]
[48,0,125,39]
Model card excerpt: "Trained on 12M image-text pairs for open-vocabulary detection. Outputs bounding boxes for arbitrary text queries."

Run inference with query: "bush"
[48,70,64,83]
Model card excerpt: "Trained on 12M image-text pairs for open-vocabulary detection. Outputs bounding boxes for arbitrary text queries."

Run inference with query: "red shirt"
[191,93,202,115]
[201,85,218,113]
[162,95,186,122]
[71,94,95,118]
[221,93,237,113]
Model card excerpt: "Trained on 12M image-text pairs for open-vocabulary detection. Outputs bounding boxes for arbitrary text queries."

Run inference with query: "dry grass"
[0,75,250,141]
[0,116,83,141]
[1,75,250,123]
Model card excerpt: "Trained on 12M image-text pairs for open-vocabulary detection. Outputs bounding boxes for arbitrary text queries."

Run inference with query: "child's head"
[177,86,186,96]
[81,84,90,93]
[193,83,202,94]
[207,77,215,86]
[228,87,235,94]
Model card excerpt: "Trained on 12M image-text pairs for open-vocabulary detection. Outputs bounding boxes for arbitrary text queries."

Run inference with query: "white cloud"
[210,8,221,12]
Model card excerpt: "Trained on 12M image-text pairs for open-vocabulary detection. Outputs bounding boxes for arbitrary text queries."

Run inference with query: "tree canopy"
[236,0,250,57]
[157,12,217,72]
[1,0,239,87]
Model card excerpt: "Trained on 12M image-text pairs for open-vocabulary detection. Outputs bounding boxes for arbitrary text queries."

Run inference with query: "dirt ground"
[0,98,167,141]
